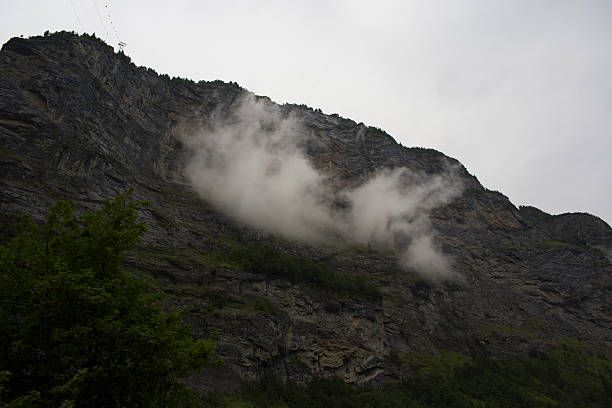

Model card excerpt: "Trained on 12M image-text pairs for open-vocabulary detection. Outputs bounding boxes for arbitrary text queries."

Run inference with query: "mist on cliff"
[182,96,462,280]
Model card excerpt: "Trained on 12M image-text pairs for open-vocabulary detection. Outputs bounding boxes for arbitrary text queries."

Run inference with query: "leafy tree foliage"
[0,191,220,407]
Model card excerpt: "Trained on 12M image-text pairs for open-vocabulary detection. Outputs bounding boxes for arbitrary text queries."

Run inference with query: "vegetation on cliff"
[204,345,612,407]
[0,191,220,407]
[228,242,382,301]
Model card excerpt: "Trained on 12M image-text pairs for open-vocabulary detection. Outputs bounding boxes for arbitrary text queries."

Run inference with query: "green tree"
[0,190,220,407]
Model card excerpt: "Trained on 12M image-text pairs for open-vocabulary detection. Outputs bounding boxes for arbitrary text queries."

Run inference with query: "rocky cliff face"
[1,33,610,392]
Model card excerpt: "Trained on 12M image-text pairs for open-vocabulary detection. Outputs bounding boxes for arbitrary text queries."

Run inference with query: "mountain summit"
[1,32,610,392]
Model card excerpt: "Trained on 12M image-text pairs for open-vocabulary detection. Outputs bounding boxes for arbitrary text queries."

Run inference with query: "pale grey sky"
[2,0,611,225]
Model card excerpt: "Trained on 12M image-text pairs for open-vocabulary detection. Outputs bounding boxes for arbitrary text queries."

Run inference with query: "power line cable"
[69,0,83,31]
[91,0,110,39]
[76,0,97,33]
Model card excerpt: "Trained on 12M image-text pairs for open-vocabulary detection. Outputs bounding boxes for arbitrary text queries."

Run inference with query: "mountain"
[1,32,610,394]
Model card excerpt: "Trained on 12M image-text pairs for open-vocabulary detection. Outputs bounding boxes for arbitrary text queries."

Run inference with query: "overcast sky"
[2,0,611,225]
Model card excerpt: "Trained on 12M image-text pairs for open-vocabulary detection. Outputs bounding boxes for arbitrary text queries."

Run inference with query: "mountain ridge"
[1,32,610,392]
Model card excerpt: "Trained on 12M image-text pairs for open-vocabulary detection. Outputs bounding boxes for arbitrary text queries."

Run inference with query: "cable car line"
[91,0,110,39]
[69,0,83,31]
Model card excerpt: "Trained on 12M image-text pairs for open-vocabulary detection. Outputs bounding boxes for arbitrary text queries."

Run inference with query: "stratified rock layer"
[1,33,610,392]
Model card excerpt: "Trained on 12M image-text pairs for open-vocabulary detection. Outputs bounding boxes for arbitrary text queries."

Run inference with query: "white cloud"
[182,96,463,280]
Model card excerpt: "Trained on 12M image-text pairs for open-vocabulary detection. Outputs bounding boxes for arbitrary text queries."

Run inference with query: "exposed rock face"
[1,33,610,392]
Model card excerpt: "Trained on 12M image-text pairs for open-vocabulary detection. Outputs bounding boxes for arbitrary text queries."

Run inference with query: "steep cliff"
[1,32,610,392]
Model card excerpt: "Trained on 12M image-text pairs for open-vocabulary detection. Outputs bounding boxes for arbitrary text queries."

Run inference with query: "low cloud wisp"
[182,96,463,280]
